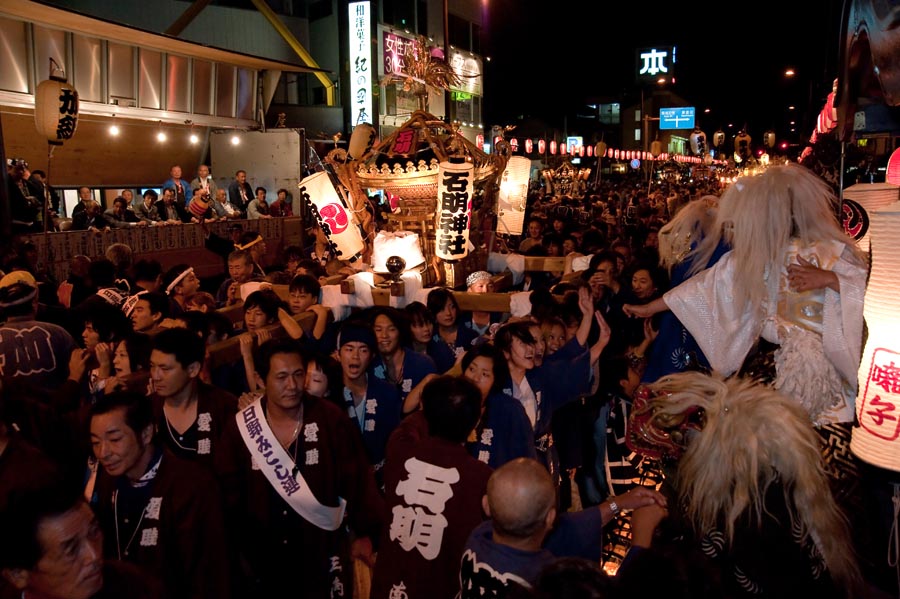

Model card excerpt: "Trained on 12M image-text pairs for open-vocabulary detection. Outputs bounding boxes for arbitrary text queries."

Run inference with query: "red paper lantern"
[614,149,620,160]
[510,138,519,152]
[887,147,900,186]
[586,145,593,157]
[475,134,484,151]
[579,146,584,157]
[525,139,533,154]
[560,143,567,155]
[550,141,557,155]
[538,139,546,154]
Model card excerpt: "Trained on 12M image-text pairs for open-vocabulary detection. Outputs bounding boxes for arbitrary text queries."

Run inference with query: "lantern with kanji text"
[34,61,79,146]
[435,159,474,261]
[851,201,900,473]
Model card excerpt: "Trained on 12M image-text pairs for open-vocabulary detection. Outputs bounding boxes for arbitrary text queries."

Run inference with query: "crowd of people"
[0,162,892,599]
[5,159,294,235]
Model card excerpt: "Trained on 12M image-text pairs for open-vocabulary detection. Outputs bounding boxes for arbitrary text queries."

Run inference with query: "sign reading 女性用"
[382,31,421,78]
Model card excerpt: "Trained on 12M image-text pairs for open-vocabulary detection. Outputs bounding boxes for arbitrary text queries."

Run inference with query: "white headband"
[165,267,194,295]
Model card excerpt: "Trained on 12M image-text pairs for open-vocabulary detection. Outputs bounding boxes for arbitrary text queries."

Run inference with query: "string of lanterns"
[475,136,724,164]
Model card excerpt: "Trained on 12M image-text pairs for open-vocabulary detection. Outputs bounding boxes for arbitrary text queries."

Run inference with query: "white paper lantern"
[297,171,365,262]
[435,160,474,261]
[371,230,425,272]
[348,123,376,160]
[34,75,79,145]
[689,130,707,155]
[851,201,900,472]
[842,183,900,252]
[497,156,530,236]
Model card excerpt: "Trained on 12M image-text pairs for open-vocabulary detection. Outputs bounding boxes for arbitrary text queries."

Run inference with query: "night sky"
[482,0,845,143]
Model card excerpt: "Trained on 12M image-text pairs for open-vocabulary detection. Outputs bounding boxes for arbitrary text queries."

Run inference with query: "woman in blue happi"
[461,343,536,468]
[494,289,600,482]
[365,306,438,405]
[426,287,480,372]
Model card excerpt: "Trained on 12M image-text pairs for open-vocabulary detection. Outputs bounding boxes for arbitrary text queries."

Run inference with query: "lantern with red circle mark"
[298,171,365,262]
[510,138,519,153]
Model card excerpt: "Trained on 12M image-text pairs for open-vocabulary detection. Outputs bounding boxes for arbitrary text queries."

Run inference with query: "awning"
[0,0,330,75]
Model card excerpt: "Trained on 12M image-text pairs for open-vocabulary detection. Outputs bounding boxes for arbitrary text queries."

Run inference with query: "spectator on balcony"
[190,164,217,199]
[134,190,161,224]
[161,164,191,207]
[247,187,272,220]
[227,170,253,216]
[104,196,146,228]
[268,188,294,217]
[158,188,191,224]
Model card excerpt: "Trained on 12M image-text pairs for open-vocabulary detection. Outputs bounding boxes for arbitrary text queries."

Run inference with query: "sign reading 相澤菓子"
[348,2,372,127]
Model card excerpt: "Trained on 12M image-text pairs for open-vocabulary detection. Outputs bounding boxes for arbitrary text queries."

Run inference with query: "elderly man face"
[162,189,175,205]
[215,189,227,204]
[2,502,104,599]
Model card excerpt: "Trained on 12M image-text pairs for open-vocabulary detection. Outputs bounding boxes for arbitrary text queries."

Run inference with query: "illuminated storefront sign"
[636,46,676,84]
[449,49,483,96]
[382,31,421,78]
[349,1,372,126]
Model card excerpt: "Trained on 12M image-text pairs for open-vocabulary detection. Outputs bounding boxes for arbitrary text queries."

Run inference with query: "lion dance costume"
[628,372,862,598]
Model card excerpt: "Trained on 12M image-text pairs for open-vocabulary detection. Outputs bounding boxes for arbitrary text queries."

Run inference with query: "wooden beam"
[207,311,317,369]
[523,256,567,272]
[165,0,213,36]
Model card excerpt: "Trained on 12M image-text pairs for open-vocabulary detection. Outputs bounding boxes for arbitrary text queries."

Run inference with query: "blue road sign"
[659,107,695,130]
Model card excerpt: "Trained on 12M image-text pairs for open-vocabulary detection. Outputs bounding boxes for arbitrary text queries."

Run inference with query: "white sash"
[236,400,346,531]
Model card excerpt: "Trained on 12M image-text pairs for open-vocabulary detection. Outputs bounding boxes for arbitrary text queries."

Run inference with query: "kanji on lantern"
[435,160,474,260]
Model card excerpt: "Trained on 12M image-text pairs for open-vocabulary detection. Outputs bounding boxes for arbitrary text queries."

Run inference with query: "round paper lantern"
[713,130,725,148]
[595,141,607,158]
[550,141,557,155]
[348,123,376,159]
[763,130,776,149]
[34,74,79,146]
[689,129,707,155]
[435,160,474,261]
[524,139,533,154]
[842,182,900,251]
[297,171,365,262]
[887,147,900,186]
[851,201,900,472]
[188,194,211,218]
[538,139,546,154]
[650,140,662,158]
[497,156,531,236]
